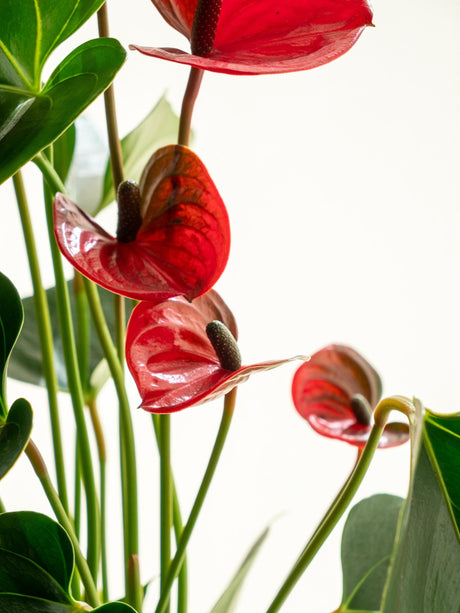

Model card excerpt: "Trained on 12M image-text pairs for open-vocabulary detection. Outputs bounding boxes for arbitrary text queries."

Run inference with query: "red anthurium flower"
[292,344,409,448]
[54,145,230,301]
[131,0,373,75]
[126,290,303,413]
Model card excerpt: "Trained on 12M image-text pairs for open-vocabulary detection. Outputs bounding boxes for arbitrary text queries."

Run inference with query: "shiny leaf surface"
[126,291,302,413]
[0,272,23,420]
[132,0,373,75]
[291,345,409,448]
[0,398,33,480]
[54,145,230,301]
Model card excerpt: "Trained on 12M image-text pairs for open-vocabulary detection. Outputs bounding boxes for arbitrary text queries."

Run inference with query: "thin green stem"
[265,396,414,613]
[37,157,100,580]
[152,415,188,613]
[160,415,172,613]
[12,170,69,514]
[25,440,100,608]
[74,273,91,394]
[34,153,66,193]
[178,67,204,146]
[83,278,142,612]
[155,388,237,613]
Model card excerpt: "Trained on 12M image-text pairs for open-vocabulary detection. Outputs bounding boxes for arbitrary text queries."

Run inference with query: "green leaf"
[53,124,76,183]
[339,494,404,612]
[97,95,180,212]
[94,604,138,612]
[0,272,23,420]
[0,512,74,594]
[381,401,460,613]
[0,398,33,480]
[0,594,74,613]
[0,38,126,185]
[9,281,132,393]
[209,526,270,613]
[0,0,105,91]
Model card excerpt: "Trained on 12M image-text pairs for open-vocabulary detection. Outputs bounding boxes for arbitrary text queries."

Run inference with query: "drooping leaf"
[0,398,33,480]
[9,281,132,393]
[0,594,74,613]
[380,401,460,612]
[339,494,403,612]
[98,95,180,212]
[0,272,23,420]
[209,526,270,613]
[0,38,126,185]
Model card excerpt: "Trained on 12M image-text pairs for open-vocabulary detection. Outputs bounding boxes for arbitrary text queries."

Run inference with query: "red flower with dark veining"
[292,344,409,448]
[54,145,230,301]
[126,290,303,413]
[131,0,373,75]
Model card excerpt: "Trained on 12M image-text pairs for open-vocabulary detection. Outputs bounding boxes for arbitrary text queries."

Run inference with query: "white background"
[1,0,460,611]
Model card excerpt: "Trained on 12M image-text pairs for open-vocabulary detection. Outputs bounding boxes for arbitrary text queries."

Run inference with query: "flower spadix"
[292,344,409,448]
[126,290,302,413]
[54,145,230,301]
[131,0,373,76]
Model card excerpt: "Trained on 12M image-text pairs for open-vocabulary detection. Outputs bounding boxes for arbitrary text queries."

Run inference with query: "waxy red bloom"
[131,0,373,75]
[126,290,302,413]
[54,145,230,301]
[292,345,409,448]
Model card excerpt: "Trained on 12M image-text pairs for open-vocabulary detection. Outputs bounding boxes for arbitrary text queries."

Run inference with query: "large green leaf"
[209,526,270,613]
[0,272,23,420]
[0,37,126,185]
[380,402,460,612]
[9,280,132,393]
[0,594,74,613]
[0,398,33,480]
[97,95,180,212]
[0,0,105,91]
[338,494,403,612]
[94,604,138,613]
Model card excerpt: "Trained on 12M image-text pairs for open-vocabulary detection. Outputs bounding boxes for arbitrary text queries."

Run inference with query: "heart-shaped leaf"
[0,37,126,185]
[0,272,23,420]
[9,281,132,393]
[209,525,270,613]
[98,95,180,212]
[0,398,33,480]
[0,594,74,613]
[339,494,403,612]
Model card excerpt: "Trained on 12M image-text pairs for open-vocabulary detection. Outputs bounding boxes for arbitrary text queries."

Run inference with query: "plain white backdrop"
[1,0,460,611]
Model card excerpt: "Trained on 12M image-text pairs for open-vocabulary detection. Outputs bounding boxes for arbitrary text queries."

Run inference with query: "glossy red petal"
[54,145,230,301]
[126,293,302,413]
[292,345,409,449]
[135,0,373,75]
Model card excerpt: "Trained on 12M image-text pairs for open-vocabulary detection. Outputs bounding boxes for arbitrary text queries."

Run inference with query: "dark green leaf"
[9,281,132,392]
[0,594,74,613]
[0,398,33,479]
[0,512,74,595]
[381,402,460,613]
[0,0,105,91]
[0,38,126,185]
[209,526,270,613]
[53,124,76,183]
[424,410,460,538]
[0,272,23,420]
[0,549,68,603]
[97,95,180,212]
[339,494,403,612]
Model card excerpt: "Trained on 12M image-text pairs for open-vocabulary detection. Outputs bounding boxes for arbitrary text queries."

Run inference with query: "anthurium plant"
[0,1,459,612]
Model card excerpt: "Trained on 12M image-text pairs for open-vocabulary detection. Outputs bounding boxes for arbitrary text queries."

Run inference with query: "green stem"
[152,415,188,613]
[12,171,69,514]
[178,67,204,146]
[83,278,141,612]
[155,388,237,613]
[265,396,413,613]
[36,154,100,580]
[160,415,172,613]
[25,440,100,608]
